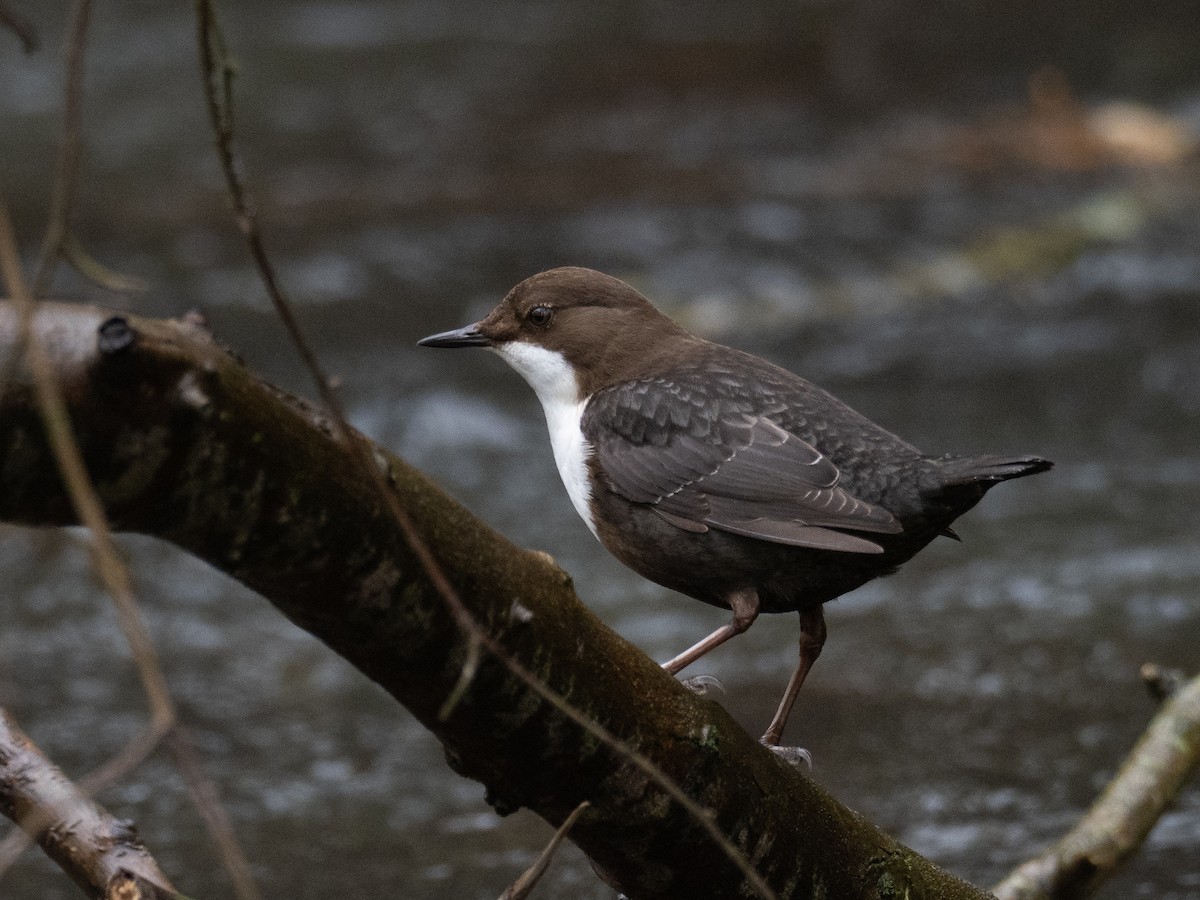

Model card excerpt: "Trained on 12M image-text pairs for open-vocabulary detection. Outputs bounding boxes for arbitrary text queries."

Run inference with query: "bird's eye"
[528,305,553,327]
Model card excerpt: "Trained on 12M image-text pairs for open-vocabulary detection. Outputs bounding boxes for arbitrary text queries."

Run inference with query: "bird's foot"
[761,739,812,771]
[678,674,725,696]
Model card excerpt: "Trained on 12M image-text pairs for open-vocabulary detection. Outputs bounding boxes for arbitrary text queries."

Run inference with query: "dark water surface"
[2,3,1199,898]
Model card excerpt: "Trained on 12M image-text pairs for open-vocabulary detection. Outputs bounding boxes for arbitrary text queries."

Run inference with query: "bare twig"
[191,5,778,897]
[33,0,90,296]
[31,0,144,296]
[60,233,148,293]
[166,728,259,899]
[500,801,590,900]
[993,671,1200,900]
[0,707,180,898]
[0,3,38,52]
[0,718,171,873]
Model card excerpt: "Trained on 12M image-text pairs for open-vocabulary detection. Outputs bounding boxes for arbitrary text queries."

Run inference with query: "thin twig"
[0,3,38,52]
[166,728,260,900]
[33,0,90,296]
[191,5,778,897]
[438,632,483,721]
[30,0,144,297]
[500,801,590,900]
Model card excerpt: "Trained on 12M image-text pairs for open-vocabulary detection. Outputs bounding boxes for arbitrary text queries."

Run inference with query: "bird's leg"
[760,605,827,747]
[661,587,759,675]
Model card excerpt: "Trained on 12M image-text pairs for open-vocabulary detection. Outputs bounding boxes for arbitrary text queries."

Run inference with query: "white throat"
[491,341,597,538]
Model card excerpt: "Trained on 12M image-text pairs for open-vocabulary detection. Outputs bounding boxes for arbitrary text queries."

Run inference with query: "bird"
[418,266,1052,747]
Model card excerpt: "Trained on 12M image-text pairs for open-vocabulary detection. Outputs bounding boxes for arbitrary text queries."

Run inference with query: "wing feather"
[583,375,902,554]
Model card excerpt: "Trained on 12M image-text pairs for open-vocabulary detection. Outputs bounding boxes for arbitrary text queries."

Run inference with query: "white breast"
[490,342,598,539]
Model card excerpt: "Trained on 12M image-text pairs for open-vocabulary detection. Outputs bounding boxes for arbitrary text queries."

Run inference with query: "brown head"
[418,267,692,399]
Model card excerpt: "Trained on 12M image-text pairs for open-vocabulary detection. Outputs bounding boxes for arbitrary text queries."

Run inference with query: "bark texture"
[0,300,998,899]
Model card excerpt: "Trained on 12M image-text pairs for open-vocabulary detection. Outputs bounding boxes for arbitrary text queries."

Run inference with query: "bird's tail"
[920,454,1052,534]
[934,453,1054,487]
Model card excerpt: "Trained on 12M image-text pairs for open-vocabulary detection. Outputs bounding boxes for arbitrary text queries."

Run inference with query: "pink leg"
[662,587,759,675]
[760,605,826,747]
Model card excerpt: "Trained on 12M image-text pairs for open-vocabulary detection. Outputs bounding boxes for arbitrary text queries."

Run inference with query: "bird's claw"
[762,741,812,770]
[678,674,725,696]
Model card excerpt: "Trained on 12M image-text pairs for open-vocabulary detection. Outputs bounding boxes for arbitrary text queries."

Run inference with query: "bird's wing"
[582,375,902,554]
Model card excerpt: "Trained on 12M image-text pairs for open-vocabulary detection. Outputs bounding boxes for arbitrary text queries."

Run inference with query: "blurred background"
[2,1,1198,897]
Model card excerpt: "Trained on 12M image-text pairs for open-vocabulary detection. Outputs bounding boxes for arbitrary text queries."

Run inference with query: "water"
[2,2,1199,897]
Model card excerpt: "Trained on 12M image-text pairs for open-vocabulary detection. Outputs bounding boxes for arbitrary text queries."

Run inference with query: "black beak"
[416,324,491,349]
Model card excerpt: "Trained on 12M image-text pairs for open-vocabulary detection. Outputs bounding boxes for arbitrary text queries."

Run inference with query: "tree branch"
[0,707,182,899]
[993,671,1200,900]
[0,300,998,899]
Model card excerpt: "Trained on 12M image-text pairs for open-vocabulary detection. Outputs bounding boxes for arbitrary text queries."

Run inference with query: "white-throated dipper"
[419,267,1052,746]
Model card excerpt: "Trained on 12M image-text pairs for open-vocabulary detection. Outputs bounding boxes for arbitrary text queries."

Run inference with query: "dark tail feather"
[924,454,1052,529]
[934,454,1054,487]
